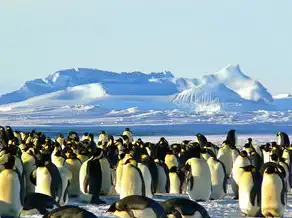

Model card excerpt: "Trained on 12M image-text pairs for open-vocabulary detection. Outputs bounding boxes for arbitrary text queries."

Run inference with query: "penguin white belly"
[0,170,22,217]
[115,160,124,194]
[156,164,168,193]
[138,163,153,198]
[239,173,260,216]
[120,164,143,199]
[231,149,239,163]
[64,160,81,196]
[207,159,225,199]
[58,167,72,206]
[35,167,52,197]
[100,158,112,195]
[169,172,180,194]
[261,174,286,217]
[21,153,35,194]
[217,147,233,176]
[262,151,271,163]
[187,158,211,201]
[231,157,250,196]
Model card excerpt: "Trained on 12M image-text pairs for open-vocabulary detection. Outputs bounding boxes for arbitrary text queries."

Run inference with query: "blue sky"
[0,0,291,95]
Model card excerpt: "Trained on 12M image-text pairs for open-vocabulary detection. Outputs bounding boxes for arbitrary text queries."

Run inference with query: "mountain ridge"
[0,65,277,112]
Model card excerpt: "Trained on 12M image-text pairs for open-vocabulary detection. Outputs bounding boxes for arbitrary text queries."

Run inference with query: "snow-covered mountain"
[0,65,281,113]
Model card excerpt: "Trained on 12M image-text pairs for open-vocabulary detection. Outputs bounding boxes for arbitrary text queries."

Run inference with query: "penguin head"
[3,155,15,170]
[240,150,248,158]
[124,128,130,132]
[196,133,208,146]
[270,153,279,162]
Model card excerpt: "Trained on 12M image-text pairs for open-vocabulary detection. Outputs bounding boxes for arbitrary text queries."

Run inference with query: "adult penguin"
[277,132,290,147]
[79,148,105,204]
[64,152,82,197]
[107,195,167,218]
[226,129,240,163]
[43,205,97,218]
[231,150,251,199]
[31,152,62,204]
[105,136,119,168]
[185,144,211,201]
[140,154,158,194]
[217,140,233,177]
[98,130,108,149]
[238,165,262,217]
[155,159,169,194]
[196,133,208,147]
[99,154,113,196]
[21,148,37,195]
[261,143,272,163]
[122,127,134,143]
[207,156,227,200]
[156,137,169,162]
[54,153,72,206]
[21,193,60,216]
[0,155,24,217]
[161,198,211,218]
[120,158,145,199]
[261,162,287,217]
[168,166,181,194]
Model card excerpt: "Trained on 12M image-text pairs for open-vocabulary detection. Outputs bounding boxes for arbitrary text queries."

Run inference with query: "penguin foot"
[233,196,239,200]
[90,197,106,205]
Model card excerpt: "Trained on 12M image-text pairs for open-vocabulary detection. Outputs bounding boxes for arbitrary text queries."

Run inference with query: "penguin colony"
[0,125,291,217]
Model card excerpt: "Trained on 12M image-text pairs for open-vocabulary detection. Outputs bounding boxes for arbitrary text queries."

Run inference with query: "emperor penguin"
[64,153,82,197]
[226,129,240,163]
[231,150,251,199]
[196,133,208,147]
[107,195,167,218]
[79,149,105,204]
[122,127,134,143]
[31,153,62,203]
[161,198,211,218]
[0,155,24,217]
[54,153,72,206]
[43,205,97,218]
[120,158,145,199]
[168,166,181,194]
[217,140,233,177]
[238,165,262,217]
[155,159,169,193]
[115,153,133,194]
[262,143,272,163]
[185,145,211,201]
[21,148,37,195]
[261,162,287,217]
[277,132,290,147]
[98,131,108,149]
[207,156,227,200]
[99,155,113,196]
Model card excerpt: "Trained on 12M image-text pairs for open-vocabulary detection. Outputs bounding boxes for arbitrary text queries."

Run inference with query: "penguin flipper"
[249,185,257,206]
[30,169,37,185]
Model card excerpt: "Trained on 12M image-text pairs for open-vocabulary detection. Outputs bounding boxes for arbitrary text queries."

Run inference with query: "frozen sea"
[18,133,292,217]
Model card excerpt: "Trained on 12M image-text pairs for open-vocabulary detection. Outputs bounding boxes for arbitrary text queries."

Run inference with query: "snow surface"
[20,134,292,218]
